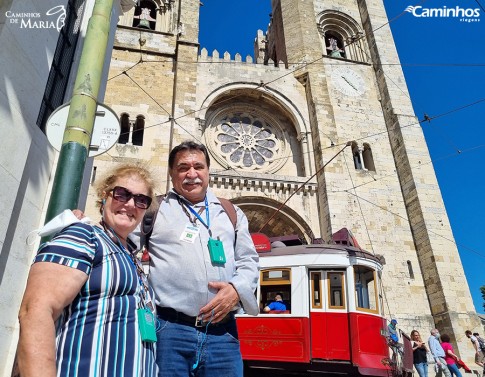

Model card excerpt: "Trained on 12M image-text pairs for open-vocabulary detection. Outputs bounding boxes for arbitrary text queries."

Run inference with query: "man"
[263,293,286,312]
[428,328,451,377]
[465,330,485,368]
[388,319,399,343]
[135,141,259,377]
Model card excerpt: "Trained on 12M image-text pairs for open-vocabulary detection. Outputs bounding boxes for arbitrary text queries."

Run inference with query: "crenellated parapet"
[199,47,287,69]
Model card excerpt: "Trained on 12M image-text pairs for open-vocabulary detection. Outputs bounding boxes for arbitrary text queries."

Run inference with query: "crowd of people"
[393,321,484,377]
[17,141,259,377]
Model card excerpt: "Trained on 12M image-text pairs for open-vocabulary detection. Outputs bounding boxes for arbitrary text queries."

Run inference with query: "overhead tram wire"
[474,0,485,12]
[106,0,484,151]
[108,57,485,68]
[104,4,485,196]
[123,71,171,116]
[114,70,485,193]
[342,143,393,319]
[257,142,352,234]
[344,190,485,260]
[349,15,465,157]
[330,142,485,195]
[110,57,485,194]
[107,60,142,81]
[100,15,485,266]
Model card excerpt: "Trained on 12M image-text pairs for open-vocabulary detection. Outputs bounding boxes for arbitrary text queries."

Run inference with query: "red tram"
[237,229,392,377]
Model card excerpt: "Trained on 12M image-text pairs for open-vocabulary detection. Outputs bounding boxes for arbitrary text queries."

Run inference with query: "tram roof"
[259,243,383,265]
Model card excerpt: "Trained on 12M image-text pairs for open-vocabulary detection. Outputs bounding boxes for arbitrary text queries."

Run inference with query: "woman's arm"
[446,348,460,360]
[17,262,88,377]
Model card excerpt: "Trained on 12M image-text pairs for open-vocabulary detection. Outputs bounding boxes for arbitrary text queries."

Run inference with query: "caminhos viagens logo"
[405,5,480,22]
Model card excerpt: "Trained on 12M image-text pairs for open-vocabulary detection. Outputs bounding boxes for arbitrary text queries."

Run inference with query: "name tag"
[180,224,199,243]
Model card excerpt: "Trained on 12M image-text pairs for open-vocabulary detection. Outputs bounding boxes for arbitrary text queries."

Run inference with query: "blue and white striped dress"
[34,222,157,377]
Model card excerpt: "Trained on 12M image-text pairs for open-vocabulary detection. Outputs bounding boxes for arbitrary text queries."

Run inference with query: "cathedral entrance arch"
[231,196,314,244]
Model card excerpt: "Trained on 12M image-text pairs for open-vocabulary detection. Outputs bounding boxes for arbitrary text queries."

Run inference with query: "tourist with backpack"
[132,141,259,377]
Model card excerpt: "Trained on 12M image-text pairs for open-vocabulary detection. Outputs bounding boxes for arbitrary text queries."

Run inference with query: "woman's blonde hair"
[95,163,157,213]
[410,329,422,342]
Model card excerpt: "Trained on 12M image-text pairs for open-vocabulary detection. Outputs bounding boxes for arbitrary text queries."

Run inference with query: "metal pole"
[44,0,114,225]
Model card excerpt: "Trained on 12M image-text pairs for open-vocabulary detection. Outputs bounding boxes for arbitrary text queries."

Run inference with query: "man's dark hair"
[465,330,472,336]
[168,141,210,169]
[440,334,451,343]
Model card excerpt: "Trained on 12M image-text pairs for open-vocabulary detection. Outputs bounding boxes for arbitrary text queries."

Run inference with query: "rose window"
[213,115,280,170]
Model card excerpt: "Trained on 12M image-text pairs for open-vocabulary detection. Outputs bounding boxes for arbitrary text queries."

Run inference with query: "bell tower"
[267,0,481,356]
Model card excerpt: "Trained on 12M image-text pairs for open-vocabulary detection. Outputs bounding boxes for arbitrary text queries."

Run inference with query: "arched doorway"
[231,196,314,244]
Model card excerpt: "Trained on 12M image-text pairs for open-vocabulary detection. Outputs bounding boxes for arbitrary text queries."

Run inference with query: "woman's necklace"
[99,219,128,248]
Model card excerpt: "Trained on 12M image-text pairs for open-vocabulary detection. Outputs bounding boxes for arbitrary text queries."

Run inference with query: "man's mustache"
[183,178,202,184]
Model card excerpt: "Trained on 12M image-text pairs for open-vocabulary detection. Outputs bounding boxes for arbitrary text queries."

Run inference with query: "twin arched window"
[351,142,375,172]
[119,113,145,146]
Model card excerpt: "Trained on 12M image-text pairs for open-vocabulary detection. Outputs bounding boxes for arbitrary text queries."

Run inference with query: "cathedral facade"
[86,0,481,365]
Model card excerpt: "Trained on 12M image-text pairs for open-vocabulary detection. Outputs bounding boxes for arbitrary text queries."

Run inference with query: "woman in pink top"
[440,333,463,377]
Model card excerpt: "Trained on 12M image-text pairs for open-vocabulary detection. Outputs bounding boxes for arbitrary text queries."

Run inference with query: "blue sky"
[199,0,485,314]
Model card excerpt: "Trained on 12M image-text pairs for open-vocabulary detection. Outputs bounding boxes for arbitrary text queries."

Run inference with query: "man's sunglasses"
[109,186,152,209]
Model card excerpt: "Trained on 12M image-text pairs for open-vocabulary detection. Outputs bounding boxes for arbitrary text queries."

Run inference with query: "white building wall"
[0,0,132,374]
[0,2,64,374]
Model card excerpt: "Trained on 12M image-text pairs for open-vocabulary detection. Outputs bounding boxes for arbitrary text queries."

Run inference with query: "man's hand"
[199,282,239,323]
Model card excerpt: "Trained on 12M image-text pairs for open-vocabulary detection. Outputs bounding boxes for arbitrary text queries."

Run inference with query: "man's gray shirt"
[428,335,446,359]
[132,189,259,317]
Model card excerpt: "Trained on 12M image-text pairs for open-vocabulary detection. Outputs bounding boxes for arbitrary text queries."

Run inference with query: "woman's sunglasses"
[109,186,152,209]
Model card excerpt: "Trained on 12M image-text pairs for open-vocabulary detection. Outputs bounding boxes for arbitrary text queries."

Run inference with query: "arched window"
[317,10,368,63]
[325,31,346,59]
[132,0,157,30]
[118,113,145,146]
[119,113,130,144]
[351,141,362,170]
[362,143,375,171]
[132,115,145,146]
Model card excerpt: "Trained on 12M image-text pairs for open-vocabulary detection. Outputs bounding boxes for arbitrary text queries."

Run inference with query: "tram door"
[309,270,350,360]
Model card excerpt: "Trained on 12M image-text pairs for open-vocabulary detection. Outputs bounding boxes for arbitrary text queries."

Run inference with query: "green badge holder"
[208,238,226,264]
[137,308,157,343]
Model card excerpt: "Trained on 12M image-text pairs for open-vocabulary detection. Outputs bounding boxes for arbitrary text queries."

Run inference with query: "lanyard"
[98,222,155,313]
[185,196,210,229]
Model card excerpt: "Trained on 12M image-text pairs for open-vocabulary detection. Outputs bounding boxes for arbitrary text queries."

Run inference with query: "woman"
[411,329,429,377]
[441,333,463,377]
[17,164,157,377]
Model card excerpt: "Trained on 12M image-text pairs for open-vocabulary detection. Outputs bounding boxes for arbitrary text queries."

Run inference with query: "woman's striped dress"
[34,222,157,377]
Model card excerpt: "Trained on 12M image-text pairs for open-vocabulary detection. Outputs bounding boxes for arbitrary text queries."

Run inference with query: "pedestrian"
[465,330,485,368]
[17,163,158,377]
[133,140,259,376]
[428,328,451,377]
[388,319,399,343]
[440,334,462,377]
[411,329,429,377]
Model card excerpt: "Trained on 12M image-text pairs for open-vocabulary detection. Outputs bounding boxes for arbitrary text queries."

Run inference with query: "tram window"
[328,272,345,309]
[354,266,378,313]
[260,269,291,313]
[311,272,323,309]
